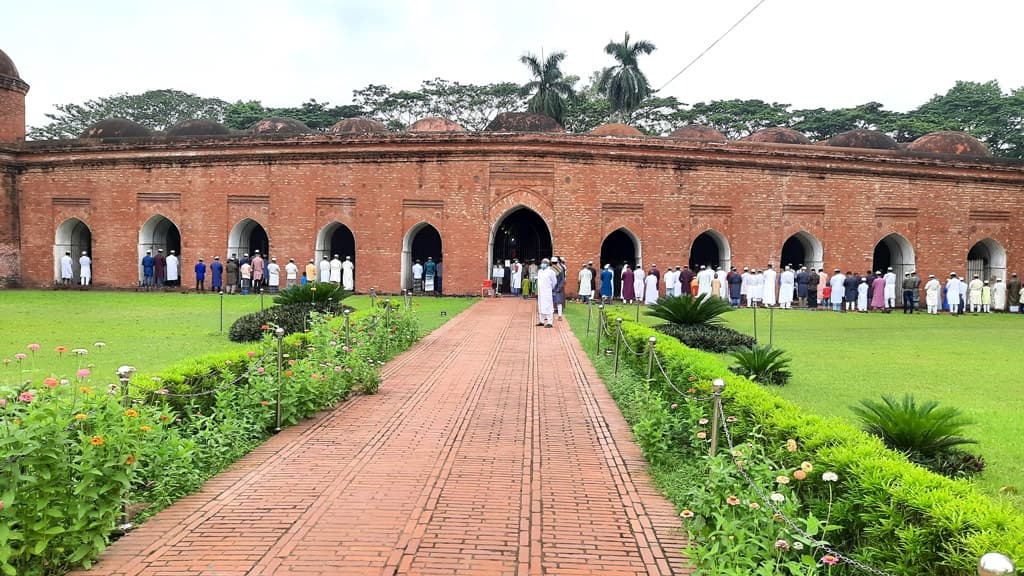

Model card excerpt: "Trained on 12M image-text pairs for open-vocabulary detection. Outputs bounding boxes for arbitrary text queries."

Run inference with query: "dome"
[408,117,466,132]
[329,117,389,134]
[906,131,991,157]
[251,117,312,136]
[589,123,643,137]
[166,119,232,138]
[485,112,563,133]
[0,48,19,79]
[80,118,154,139]
[668,125,728,142]
[825,129,898,150]
[742,127,811,145]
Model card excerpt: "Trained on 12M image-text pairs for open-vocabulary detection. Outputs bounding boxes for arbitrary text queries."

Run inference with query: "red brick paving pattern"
[71,300,690,575]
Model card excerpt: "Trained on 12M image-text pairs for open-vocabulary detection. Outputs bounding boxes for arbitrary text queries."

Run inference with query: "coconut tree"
[597,32,657,122]
[519,50,575,125]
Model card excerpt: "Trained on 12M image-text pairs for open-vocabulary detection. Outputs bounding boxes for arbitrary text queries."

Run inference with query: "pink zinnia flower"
[247,351,255,358]
[18,392,34,403]
[14,353,26,360]
[775,539,790,551]
[44,377,59,388]
[821,555,839,566]
[76,369,90,378]
[27,343,40,351]
[257,367,265,374]
[0,398,7,408]
[726,495,740,506]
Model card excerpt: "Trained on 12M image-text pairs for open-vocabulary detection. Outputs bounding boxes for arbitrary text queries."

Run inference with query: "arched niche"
[401,222,443,292]
[138,214,181,283]
[316,221,356,262]
[488,206,552,292]
[54,218,92,283]
[780,231,824,271]
[227,218,269,261]
[872,233,916,304]
[688,229,731,271]
[967,238,1007,281]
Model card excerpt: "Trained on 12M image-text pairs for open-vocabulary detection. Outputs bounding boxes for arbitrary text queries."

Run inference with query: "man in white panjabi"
[778,266,795,309]
[748,269,763,306]
[509,260,522,296]
[829,269,845,312]
[319,256,331,283]
[267,257,281,293]
[663,266,676,297]
[577,263,593,303]
[644,266,660,305]
[166,250,179,287]
[924,274,941,314]
[762,265,778,307]
[411,260,424,293]
[633,266,646,304]
[968,274,984,313]
[696,265,714,297]
[60,251,74,286]
[716,266,728,299]
[329,254,342,285]
[740,267,750,306]
[79,251,91,286]
[671,266,682,297]
[285,258,298,289]
[535,258,557,328]
[883,267,897,310]
[992,277,1007,311]
[341,256,355,291]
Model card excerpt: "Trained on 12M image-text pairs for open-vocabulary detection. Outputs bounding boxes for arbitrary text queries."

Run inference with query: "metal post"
[219,290,224,333]
[752,303,758,341]
[260,288,265,312]
[344,308,351,347]
[370,288,376,310]
[978,552,1015,575]
[613,317,623,377]
[385,298,391,356]
[275,327,284,433]
[586,299,593,335]
[769,306,775,347]
[646,336,657,383]
[635,297,641,322]
[709,378,726,457]
[116,365,136,533]
[596,304,604,353]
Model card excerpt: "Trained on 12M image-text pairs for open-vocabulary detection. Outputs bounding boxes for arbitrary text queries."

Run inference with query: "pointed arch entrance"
[54,218,92,283]
[600,228,641,299]
[228,219,269,260]
[316,222,356,262]
[489,207,552,293]
[402,223,443,292]
[967,238,1007,281]
[688,230,731,271]
[138,215,182,283]
[780,231,823,271]
[872,233,915,304]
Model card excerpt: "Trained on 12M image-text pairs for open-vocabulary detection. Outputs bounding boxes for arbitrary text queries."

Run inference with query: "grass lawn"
[589,301,1024,502]
[0,290,476,386]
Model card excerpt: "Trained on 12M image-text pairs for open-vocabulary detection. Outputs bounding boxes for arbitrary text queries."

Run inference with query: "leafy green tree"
[791,102,894,141]
[685,99,794,139]
[353,80,526,131]
[519,50,575,125]
[597,32,657,121]
[28,89,230,139]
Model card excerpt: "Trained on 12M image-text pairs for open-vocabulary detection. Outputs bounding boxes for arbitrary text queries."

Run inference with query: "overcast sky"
[6,0,1024,128]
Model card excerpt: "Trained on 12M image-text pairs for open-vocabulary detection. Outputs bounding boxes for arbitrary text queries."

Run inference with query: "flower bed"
[580,312,1022,575]
[0,300,418,575]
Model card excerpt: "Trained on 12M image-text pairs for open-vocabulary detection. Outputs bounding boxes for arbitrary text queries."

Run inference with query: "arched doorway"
[688,230,731,271]
[489,207,552,293]
[228,218,269,260]
[138,215,182,283]
[402,223,443,293]
[967,238,1007,281]
[54,218,92,283]
[600,228,641,300]
[872,233,916,304]
[780,231,824,271]
[316,222,356,262]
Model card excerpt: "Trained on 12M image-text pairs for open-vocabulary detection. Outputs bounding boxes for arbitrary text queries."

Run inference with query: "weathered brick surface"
[68,299,692,575]
[2,134,1021,293]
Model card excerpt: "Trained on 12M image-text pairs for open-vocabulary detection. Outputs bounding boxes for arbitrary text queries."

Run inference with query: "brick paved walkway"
[73,299,690,576]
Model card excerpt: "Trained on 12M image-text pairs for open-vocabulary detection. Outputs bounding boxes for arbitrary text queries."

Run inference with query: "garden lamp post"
[115,364,137,533]
[219,290,224,333]
[260,288,265,312]
[343,308,352,347]
[274,327,284,433]
[978,553,1016,576]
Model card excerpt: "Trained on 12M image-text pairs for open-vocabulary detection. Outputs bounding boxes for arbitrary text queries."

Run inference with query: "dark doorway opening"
[491,208,552,293]
[781,236,806,269]
[600,229,638,299]
[689,232,721,269]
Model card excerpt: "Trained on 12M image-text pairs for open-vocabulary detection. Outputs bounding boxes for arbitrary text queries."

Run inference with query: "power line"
[658,0,768,92]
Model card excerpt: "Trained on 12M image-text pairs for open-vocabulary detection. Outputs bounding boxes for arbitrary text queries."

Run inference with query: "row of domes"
[78,112,991,157]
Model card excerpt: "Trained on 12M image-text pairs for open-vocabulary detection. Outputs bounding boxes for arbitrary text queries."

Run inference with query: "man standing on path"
[284,258,298,289]
[267,257,281,293]
[536,258,556,328]
[240,259,252,295]
[59,250,74,286]
[633,265,646,305]
[425,257,438,293]
[884,267,897,311]
[166,250,179,288]
[1008,272,1021,313]
[342,256,354,291]
[211,256,223,293]
[78,251,91,287]
[678,266,694,300]
[510,259,523,297]
[663,265,676,298]
[600,264,614,303]
[155,249,167,287]
[902,273,916,313]
[587,260,597,298]
[194,258,207,292]
[552,256,566,320]
[330,254,342,285]
[142,250,155,290]
[577,262,593,303]
[739,267,750,307]
[910,270,922,310]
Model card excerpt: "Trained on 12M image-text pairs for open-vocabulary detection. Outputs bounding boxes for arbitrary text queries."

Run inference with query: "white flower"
[94,342,106,348]
[72,348,88,355]
[792,541,804,550]
[770,492,786,503]
[822,472,839,482]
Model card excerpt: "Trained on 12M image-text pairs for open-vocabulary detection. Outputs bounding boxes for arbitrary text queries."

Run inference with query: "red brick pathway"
[72,299,690,575]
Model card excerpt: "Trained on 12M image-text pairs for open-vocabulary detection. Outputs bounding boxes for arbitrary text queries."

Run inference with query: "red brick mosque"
[1,48,1022,297]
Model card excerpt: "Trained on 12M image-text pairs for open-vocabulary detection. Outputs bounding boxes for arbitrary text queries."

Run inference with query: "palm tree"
[598,32,657,121]
[519,50,575,125]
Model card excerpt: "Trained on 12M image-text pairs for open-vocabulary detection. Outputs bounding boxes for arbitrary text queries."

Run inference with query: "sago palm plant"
[273,282,348,307]
[851,395,978,460]
[645,293,733,327]
[729,345,792,385]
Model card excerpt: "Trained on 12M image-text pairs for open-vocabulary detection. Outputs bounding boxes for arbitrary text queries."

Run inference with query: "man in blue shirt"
[194,258,207,292]
[141,250,155,290]
[210,256,224,292]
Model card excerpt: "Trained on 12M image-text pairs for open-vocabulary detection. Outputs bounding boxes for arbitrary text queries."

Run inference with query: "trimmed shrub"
[229,302,340,342]
[656,323,756,353]
[273,282,349,306]
[645,293,734,326]
[729,344,792,385]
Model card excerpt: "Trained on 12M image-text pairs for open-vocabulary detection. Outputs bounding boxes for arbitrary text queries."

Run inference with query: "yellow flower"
[786,439,798,452]
[124,409,139,418]
[89,436,104,446]
[800,461,814,473]
[79,386,92,394]
[74,413,88,420]
[139,425,152,432]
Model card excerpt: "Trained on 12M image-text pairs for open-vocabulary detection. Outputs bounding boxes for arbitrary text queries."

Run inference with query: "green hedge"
[613,318,1023,574]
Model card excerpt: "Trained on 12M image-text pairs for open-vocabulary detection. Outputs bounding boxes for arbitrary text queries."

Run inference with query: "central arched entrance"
[780,231,823,271]
[489,207,552,293]
[228,219,269,260]
[600,228,641,300]
[316,222,356,262]
[402,223,443,293]
[872,233,916,305]
[54,218,92,283]
[139,215,182,283]
[688,230,731,271]
[967,238,1007,281]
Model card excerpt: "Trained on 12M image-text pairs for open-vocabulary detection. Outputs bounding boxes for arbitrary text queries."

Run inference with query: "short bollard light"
[343,308,352,347]
[274,327,285,434]
[709,378,726,457]
[979,553,1016,576]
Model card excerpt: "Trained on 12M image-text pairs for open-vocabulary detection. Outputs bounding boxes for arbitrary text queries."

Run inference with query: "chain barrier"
[716,397,897,576]
[146,350,276,400]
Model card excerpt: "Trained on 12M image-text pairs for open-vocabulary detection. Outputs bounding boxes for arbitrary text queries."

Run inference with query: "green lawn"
[590,302,1024,500]
[0,290,476,386]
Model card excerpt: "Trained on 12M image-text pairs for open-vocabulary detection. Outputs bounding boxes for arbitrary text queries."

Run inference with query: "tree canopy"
[520,50,575,125]
[597,32,657,121]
